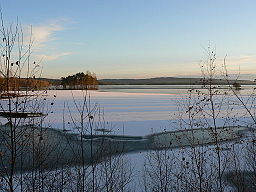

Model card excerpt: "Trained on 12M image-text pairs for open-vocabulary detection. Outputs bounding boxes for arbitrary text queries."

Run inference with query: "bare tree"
[0,11,56,192]
[142,46,250,192]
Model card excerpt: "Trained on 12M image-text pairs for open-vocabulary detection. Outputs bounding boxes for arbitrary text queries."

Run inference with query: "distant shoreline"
[41,76,256,87]
[98,77,256,86]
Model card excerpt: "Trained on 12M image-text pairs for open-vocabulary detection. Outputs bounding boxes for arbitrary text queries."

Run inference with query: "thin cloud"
[35,52,72,61]
[72,42,87,46]
[228,55,256,64]
[23,19,73,62]
[29,20,64,50]
[223,55,256,73]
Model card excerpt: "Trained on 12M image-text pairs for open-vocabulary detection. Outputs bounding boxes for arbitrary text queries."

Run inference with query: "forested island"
[60,71,99,90]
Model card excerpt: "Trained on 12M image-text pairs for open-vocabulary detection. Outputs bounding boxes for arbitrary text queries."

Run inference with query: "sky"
[1,0,256,79]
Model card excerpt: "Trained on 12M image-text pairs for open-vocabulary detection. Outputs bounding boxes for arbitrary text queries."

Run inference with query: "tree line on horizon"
[0,77,51,92]
[0,71,99,91]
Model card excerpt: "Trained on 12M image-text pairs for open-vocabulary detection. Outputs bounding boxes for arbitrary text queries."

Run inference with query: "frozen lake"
[42,84,256,136]
[45,90,177,136]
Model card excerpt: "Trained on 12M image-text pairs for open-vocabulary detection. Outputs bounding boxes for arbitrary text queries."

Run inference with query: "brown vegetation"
[0,77,51,92]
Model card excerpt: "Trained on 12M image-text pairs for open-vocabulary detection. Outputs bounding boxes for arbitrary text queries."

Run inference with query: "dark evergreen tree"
[61,71,98,90]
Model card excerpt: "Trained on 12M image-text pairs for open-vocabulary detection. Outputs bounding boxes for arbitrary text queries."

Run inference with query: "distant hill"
[99,77,256,85]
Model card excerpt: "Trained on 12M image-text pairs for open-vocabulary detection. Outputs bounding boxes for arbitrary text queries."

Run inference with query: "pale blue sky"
[2,0,256,79]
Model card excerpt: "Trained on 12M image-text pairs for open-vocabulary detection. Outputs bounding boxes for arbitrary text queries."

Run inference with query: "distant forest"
[0,77,51,91]
[0,71,99,91]
[61,71,98,90]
